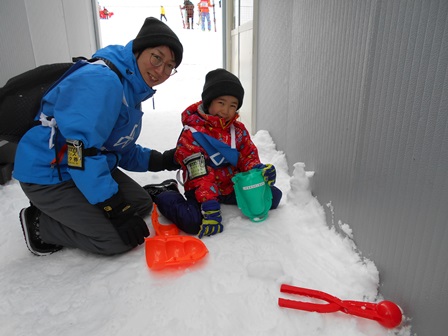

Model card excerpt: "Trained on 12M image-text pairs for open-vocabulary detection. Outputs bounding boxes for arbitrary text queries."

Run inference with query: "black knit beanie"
[201,69,245,112]
[132,17,183,68]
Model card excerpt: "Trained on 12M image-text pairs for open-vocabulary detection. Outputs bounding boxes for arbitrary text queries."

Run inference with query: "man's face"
[136,46,176,87]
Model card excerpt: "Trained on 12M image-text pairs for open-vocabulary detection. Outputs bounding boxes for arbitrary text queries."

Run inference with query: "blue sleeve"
[54,65,123,204]
[118,144,151,172]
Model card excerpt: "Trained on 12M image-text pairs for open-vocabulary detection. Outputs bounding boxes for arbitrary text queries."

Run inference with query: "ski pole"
[212,0,217,32]
[179,5,185,29]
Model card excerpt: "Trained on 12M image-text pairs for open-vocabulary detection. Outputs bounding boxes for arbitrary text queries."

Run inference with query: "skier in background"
[160,6,167,21]
[198,0,214,31]
[103,7,109,19]
[181,1,195,29]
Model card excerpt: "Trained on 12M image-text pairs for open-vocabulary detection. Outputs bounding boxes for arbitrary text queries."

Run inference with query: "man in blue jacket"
[14,17,183,256]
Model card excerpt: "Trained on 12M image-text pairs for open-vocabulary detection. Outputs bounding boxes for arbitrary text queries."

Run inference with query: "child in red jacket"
[144,69,282,238]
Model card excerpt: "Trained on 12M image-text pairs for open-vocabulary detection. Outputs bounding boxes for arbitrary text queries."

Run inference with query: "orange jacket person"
[198,0,213,31]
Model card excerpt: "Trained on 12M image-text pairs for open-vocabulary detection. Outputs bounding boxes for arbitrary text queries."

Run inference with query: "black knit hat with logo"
[132,17,183,67]
[201,69,245,112]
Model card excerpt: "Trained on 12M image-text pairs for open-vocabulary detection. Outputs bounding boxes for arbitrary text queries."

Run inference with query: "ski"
[179,5,186,29]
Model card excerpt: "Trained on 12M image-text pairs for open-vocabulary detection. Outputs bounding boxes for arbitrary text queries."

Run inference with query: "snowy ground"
[0,1,413,335]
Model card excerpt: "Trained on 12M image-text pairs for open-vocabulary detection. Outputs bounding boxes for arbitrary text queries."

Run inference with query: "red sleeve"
[235,122,261,172]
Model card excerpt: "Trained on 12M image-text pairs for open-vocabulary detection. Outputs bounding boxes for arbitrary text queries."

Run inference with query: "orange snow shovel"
[145,204,208,270]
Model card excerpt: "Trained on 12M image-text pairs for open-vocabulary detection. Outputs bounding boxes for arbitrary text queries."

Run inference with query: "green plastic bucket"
[232,169,272,222]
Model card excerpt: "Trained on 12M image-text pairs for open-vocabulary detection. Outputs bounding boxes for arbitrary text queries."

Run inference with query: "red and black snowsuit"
[175,101,261,203]
[154,102,282,235]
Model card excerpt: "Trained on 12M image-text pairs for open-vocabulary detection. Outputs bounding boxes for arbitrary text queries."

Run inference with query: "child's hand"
[199,200,223,238]
[254,163,277,186]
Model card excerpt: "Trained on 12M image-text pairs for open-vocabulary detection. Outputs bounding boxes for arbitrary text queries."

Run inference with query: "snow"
[0,2,413,335]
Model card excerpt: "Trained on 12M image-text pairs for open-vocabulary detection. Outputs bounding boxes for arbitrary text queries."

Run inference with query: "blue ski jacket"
[13,41,157,204]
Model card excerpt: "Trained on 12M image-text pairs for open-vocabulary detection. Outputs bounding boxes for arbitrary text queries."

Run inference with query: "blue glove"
[254,163,277,186]
[198,200,223,238]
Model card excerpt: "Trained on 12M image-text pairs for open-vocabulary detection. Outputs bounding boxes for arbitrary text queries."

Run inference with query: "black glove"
[97,192,149,247]
[148,148,181,171]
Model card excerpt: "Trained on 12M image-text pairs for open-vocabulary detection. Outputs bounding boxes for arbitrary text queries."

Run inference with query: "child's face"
[208,95,239,122]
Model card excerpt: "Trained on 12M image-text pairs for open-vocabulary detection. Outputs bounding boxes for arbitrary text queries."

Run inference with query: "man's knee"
[133,190,153,217]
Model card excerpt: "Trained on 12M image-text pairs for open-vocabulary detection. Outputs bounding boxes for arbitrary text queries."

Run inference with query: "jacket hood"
[93,41,155,106]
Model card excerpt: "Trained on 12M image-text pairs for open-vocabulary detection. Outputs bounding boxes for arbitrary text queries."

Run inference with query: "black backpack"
[0,57,122,143]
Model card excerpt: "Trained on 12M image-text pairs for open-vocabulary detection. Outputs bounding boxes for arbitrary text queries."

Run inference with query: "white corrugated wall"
[256,0,447,334]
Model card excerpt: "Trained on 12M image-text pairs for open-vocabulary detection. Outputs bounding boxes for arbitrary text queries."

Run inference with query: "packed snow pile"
[0,130,411,335]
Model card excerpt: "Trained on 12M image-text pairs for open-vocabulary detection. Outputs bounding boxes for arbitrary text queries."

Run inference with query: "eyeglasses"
[149,53,177,76]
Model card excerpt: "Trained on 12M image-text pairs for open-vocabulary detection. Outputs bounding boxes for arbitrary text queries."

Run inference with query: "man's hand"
[97,192,149,247]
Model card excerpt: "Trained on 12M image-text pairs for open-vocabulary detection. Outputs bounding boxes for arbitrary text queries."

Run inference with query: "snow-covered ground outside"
[0,1,413,335]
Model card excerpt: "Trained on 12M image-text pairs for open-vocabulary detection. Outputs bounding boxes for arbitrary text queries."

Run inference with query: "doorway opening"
[97,0,224,114]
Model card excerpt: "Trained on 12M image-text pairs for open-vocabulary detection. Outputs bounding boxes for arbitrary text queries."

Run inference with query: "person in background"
[15,17,183,256]
[198,0,214,31]
[181,0,195,29]
[144,69,282,238]
[103,7,109,19]
[160,6,167,21]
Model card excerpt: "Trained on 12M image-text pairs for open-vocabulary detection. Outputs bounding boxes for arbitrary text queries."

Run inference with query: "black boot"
[143,179,180,201]
[19,205,63,256]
